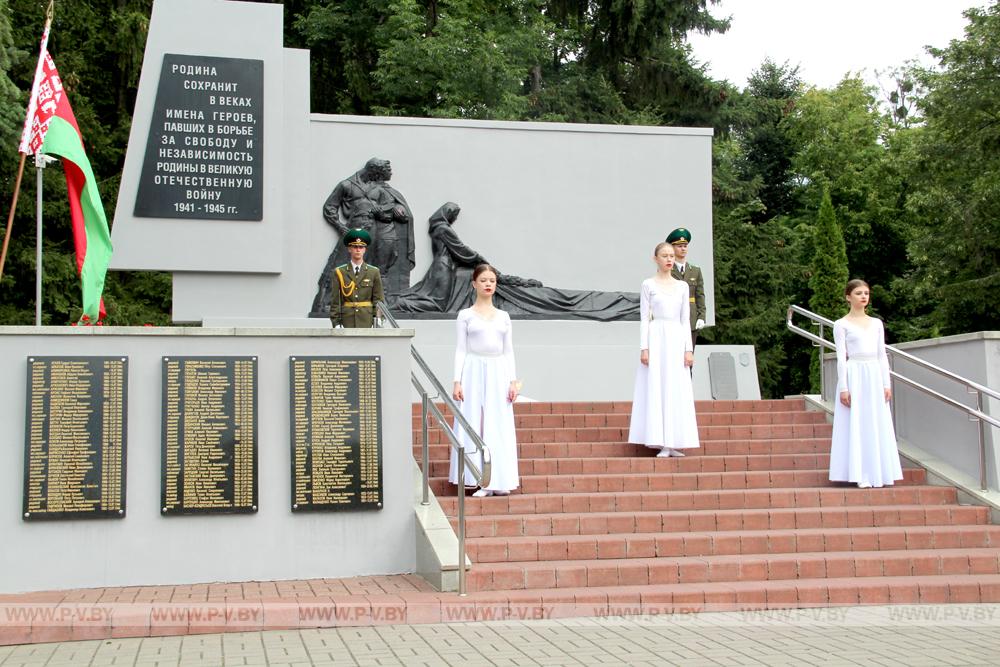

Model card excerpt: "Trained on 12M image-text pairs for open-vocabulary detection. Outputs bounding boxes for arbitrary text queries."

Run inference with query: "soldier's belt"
[342,301,373,308]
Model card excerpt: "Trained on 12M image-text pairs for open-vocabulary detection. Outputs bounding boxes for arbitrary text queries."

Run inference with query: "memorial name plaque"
[135,53,263,220]
[22,357,128,521]
[289,356,383,511]
[161,357,258,515]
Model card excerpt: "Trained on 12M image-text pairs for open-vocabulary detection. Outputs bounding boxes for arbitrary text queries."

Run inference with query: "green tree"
[371,0,550,119]
[807,187,848,390]
[905,3,1000,334]
[732,59,802,223]
[0,0,23,147]
[809,188,848,318]
[789,77,910,320]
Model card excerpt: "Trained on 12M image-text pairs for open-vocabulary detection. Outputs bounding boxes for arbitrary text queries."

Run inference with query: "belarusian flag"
[19,24,112,323]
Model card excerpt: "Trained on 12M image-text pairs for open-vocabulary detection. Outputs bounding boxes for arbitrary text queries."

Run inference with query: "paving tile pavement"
[2,604,1000,666]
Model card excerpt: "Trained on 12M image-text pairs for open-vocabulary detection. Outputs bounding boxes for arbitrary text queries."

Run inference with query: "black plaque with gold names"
[22,356,128,521]
[289,356,383,512]
[161,356,258,515]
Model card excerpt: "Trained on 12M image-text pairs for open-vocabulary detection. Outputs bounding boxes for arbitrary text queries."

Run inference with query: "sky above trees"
[688,0,979,88]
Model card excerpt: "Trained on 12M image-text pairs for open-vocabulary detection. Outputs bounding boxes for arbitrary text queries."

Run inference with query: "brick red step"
[428,453,838,477]
[416,422,833,445]
[426,468,926,496]
[415,438,836,460]
[458,504,990,538]
[436,486,956,517]
[412,409,828,430]
[464,548,1000,592]
[412,398,810,416]
[455,574,1000,610]
[464,525,1000,563]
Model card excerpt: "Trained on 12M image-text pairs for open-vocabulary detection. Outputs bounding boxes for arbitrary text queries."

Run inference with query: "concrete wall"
[401,320,759,402]
[0,327,415,593]
[892,333,1000,489]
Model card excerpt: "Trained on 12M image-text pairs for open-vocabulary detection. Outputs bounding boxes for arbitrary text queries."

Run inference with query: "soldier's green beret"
[666,228,692,244]
[343,228,372,247]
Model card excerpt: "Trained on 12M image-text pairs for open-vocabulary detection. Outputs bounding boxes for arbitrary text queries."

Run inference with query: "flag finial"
[46,0,54,24]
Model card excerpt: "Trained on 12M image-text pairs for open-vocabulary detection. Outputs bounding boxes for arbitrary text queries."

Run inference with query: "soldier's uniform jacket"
[672,263,706,331]
[330,263,385,328]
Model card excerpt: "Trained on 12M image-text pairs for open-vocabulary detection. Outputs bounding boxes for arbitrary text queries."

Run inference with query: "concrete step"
[436,486,959,517]
[464,548,1000,591]
[458,504,991,538]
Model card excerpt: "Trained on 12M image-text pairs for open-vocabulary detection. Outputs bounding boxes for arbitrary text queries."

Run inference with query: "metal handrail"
[377,302,491,595]
[786,304,1000,490]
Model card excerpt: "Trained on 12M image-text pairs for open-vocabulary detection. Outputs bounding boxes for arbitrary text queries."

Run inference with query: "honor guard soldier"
[330,228,385,328]
[667,227,707,348]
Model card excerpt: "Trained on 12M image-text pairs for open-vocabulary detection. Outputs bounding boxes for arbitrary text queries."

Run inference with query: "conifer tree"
[807,186,849,391]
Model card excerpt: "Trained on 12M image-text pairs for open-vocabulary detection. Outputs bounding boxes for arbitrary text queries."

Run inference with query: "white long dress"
[829,317,902,487]
[448,308,519,491]
[628,278,700,451]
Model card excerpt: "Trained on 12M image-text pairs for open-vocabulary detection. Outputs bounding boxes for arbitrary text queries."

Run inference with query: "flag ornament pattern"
[19,32,69,154]
[19,26,112,323]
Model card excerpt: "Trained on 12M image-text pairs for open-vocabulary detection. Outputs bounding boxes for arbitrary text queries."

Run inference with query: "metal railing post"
[818,322,826,401]
[889,354,898,434]
[457,444,467,596]
[421,391,430,506]
[976,390,988,491]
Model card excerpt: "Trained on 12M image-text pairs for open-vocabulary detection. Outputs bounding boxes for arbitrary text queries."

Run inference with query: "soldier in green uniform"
[330,229,385,328]
[667,227,707,348]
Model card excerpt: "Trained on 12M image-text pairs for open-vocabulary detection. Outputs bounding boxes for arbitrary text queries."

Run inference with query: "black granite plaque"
[289,356,383,511]
[22,357,128,521]
[161,356,258,515]
[135,53,263,220]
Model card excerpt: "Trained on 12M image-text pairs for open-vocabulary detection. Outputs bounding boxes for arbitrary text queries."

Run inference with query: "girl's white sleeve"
[834,321,848,394]
[503,312,516,379]
[680,281,693,352]
[639,281,650,349]
[453,312,468,382]
[877,319,891,388]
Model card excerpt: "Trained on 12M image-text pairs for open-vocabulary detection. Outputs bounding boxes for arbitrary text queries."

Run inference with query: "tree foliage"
[904,3,1000,335]
[731,59,801,223]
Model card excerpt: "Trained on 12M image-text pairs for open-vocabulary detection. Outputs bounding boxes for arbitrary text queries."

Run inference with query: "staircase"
[415,399,1000,611]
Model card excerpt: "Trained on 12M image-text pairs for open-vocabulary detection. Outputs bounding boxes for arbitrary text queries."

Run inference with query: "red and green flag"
[19,24,112,323]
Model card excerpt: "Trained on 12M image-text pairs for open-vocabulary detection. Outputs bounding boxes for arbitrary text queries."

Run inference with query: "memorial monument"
[310,158,414,316]
[390,202,640,321]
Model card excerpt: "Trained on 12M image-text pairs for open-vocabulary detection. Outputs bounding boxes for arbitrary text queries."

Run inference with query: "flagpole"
[0,154,27,280]
[35,157,43,325]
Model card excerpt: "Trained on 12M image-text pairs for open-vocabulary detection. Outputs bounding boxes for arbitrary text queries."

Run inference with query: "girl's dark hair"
[844,278,870,296]
[472,263,498,281]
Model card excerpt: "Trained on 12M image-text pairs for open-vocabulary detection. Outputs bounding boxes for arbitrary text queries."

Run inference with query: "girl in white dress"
[628,242,700,457]
[829,279,903,488]
[450,264,520,497]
